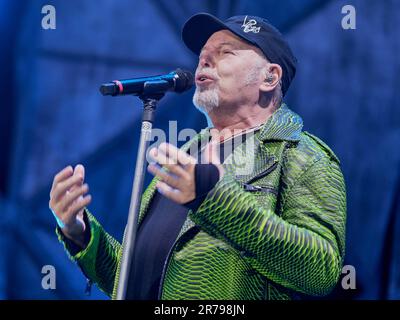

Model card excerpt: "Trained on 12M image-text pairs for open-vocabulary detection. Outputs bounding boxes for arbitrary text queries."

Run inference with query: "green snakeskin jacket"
[57,104,346,300]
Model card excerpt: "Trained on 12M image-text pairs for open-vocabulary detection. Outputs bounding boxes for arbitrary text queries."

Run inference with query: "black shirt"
[125,191,188,299]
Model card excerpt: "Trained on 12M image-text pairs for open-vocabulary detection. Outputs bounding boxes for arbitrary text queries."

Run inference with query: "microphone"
[99,69,194,96]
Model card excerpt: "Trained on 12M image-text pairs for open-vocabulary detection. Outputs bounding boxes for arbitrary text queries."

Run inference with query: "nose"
[198,50,214,68]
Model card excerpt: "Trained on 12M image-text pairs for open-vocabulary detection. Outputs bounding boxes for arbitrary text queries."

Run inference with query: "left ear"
[259,63,282,93]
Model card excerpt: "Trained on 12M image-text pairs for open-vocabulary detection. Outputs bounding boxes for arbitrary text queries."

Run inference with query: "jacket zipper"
[246,161,278,184]
[242,184,278,195]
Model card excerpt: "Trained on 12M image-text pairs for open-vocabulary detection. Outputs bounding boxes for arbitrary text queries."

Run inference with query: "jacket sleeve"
[189,155,347,297]
[56,209,121,297]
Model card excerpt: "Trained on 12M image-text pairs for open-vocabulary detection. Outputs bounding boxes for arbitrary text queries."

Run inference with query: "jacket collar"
[221,104,303,183]
[201,103,303,143]
[257,103,303,142]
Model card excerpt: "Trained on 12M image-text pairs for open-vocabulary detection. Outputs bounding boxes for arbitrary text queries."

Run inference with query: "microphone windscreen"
[174,69,194,93]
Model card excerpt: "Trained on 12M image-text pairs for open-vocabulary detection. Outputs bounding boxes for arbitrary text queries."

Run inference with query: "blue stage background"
[0,0,399,299]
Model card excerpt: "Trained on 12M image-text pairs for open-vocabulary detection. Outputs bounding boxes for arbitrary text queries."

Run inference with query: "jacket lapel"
[224,104,303,184]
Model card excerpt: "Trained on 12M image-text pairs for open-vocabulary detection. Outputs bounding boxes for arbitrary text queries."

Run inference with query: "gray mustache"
[195,68,219,79]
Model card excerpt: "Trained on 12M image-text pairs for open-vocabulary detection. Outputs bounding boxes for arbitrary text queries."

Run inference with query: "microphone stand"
[116,90,164,300]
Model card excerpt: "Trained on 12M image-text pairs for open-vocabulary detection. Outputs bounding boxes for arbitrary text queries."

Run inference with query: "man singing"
[49,13,346,300]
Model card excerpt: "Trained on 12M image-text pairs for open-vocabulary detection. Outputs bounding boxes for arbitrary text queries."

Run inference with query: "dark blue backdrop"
[0,0,399,299]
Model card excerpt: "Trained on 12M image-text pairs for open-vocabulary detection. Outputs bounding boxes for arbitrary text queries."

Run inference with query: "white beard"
[192,87,219,114]
[192,62,265,114]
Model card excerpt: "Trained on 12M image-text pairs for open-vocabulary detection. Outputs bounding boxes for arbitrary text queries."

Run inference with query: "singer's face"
[194,30,268,112]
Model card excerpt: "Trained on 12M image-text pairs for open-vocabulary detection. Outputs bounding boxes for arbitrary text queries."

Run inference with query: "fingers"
[151,143,178,165]
[148,142,196,180]
[59,183,89,212]
[149,148,189,179]
[156,181,182,203]
[74,164,85,180]
[147,143,198,200]
[147,163,181,189]
[65,194,92,221]
[157,143,196,166]
[51,174,84,200]
[51,166,73,190]
[49,165,91,235]
[69,164,85,194]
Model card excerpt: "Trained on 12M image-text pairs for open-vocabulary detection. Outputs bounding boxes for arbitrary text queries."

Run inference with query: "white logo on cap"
[241,16,261,33]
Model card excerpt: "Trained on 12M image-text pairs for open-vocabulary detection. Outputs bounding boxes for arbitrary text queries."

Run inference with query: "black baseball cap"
[182,13,297,96]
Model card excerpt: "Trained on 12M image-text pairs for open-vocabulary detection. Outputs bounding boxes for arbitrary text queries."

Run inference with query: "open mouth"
[195,74,216,85]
